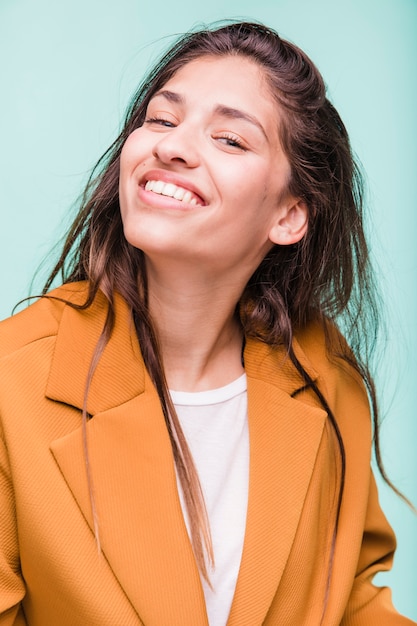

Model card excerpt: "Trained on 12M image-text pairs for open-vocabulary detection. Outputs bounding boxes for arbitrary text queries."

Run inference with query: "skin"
[119,55,308,391]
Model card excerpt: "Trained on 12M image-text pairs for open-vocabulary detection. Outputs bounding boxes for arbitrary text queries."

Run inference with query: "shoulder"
[294,319,372,442]
[0,282,90,360]
[294,318,366,392]
[245,318,368,411]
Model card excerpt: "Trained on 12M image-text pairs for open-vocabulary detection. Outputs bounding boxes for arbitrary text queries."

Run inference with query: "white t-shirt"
[170,374,249,626]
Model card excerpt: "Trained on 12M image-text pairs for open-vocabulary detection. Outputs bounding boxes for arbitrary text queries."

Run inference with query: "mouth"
[142,178,205,207]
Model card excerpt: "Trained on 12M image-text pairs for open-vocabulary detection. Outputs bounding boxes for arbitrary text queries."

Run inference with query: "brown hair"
[43,22,394,588]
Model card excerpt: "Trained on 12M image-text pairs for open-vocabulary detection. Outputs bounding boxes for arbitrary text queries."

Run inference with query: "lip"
[139,169,207,206]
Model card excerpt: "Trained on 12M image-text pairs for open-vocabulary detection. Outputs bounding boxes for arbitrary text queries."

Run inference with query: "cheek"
[216,158,260,194]
[119,149,133,189]
[120,134,137,171]
[225,163,274,210]
[120,128,149,170]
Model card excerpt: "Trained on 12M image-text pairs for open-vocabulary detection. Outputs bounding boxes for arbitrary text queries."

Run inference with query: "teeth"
[163,182,176,197]
[173,187,185,200]
[144,180,201,205]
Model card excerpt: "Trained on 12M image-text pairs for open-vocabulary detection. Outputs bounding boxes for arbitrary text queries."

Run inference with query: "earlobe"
[269,199,308,246]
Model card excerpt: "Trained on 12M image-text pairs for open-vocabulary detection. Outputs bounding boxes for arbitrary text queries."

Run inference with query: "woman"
[0,21,414,625]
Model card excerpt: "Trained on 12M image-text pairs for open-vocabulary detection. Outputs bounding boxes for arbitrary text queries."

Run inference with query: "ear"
[268,198,308,246]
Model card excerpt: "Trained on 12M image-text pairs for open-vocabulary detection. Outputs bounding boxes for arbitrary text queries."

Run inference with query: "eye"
[216,133,247,151]
[144,117,176,128]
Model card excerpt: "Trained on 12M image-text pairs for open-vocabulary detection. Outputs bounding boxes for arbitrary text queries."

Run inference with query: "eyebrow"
[152,90,268,139]
[153,90,183,105]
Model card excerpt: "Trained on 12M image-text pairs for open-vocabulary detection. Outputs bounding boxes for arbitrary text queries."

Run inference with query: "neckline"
[169,373,247,406]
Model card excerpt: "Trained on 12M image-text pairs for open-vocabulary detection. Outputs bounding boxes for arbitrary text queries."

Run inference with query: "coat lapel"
[227,338,327,625]
[47,289,208,625]
[46,287,327,625]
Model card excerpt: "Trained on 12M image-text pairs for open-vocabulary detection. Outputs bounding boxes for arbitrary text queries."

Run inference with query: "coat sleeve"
[341,471,416,625]
[0,431,27,625]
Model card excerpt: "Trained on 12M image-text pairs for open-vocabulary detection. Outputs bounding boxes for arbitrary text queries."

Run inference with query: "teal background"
[0,0,416,618]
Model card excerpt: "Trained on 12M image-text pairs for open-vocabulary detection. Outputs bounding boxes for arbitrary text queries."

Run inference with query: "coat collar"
[47,285,327,625]
[46,285,145,415]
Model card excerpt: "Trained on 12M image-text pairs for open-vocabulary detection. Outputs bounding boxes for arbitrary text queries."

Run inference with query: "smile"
[144,180,203,206]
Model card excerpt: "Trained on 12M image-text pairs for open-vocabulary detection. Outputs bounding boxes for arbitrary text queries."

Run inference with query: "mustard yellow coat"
[0,283,414,625]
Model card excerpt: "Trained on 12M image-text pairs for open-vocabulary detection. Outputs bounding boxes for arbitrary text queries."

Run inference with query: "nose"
[152,125,200,168]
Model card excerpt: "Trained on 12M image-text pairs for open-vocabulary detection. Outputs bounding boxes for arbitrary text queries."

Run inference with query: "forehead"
[153,55,278,124]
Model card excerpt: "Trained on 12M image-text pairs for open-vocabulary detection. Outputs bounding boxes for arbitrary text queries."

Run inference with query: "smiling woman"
[119,55,303,277]
[0,21,415,626]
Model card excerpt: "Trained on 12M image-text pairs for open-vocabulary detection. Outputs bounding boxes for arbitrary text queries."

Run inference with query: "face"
[119,55,304,278]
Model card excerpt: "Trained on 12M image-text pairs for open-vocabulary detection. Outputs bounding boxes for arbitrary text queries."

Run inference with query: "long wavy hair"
[43,22,395,589]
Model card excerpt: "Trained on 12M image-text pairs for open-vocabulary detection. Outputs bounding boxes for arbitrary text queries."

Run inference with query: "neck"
[145,258,247,391]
